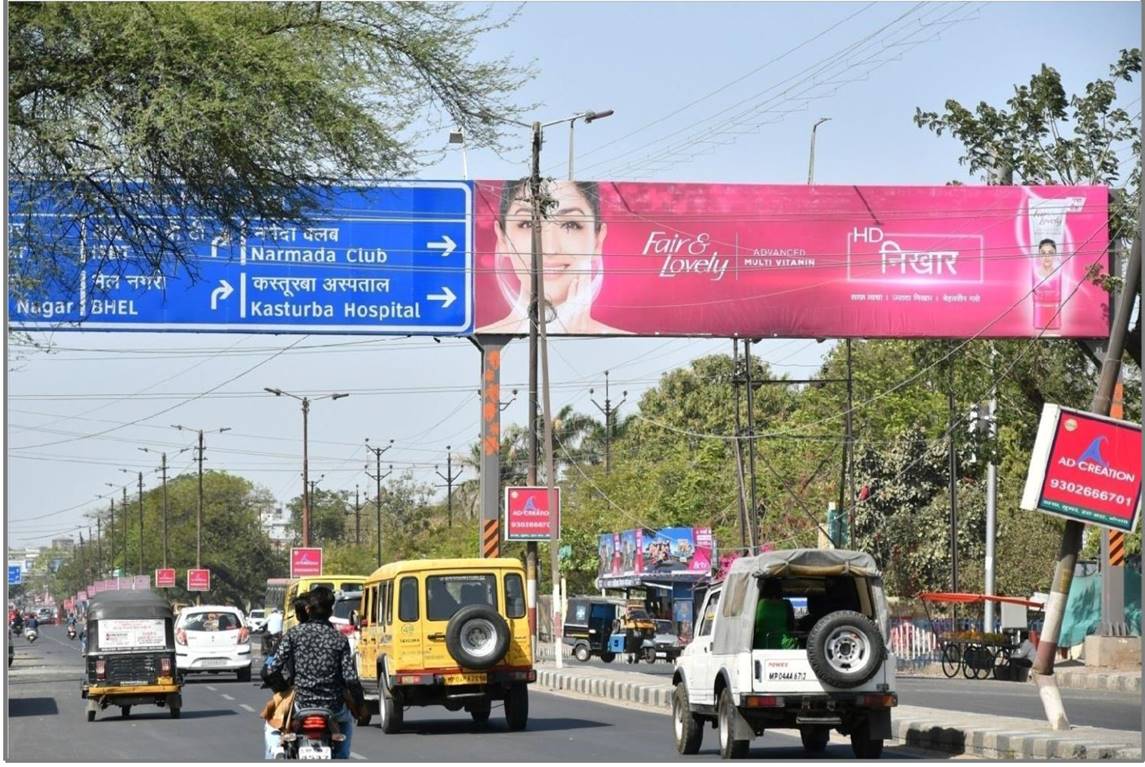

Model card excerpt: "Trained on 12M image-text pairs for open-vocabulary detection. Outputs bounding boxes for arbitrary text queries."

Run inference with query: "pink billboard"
[473,181,1110,338]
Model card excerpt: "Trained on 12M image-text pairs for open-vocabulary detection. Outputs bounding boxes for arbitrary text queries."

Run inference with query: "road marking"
[205,685,217,691]
[221,693,235,700]
[350,753,366,761]
[240,703,256,712]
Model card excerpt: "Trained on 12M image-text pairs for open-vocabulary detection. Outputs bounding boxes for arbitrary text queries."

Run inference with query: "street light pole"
[265,388,349,547]
[807,117,831,184]
[517,108,613,667]
[590,371,627,474]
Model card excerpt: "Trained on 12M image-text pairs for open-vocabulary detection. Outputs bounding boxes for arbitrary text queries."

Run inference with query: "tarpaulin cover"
[711,549,883,655]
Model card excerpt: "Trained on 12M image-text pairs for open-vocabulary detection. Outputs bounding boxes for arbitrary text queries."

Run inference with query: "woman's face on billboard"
[495,181,608,306]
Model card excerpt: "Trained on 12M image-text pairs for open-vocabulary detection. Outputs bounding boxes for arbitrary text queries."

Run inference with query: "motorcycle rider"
[265,587,364,759]
[261,595,310,759]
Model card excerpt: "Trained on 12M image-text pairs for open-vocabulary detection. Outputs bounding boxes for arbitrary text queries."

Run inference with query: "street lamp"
[449,130,468,180]
[567,110,615,180]
[807,117,831,184]
[264,388,349,546]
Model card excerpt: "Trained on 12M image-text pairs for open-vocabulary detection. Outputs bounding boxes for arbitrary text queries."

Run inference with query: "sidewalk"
[533,661,1142,761]
[891,660,1140,694]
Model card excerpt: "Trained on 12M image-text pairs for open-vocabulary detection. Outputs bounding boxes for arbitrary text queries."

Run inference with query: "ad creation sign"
[474,181,1110,339]
[290,547,324,578]
[597,527,715,580]
[504,486,560,541]
[1022,404,1142,532]
[186,568,211,592]
[9,181,473,335]
[155,568,177,589]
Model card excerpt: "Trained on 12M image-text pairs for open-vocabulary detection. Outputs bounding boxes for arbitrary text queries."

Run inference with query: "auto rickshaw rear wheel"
[170,707,181,719]
[600,651,616,663]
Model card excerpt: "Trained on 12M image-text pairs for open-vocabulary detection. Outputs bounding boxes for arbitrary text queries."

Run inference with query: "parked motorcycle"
[24,627,38,643]
[279,707,343,760]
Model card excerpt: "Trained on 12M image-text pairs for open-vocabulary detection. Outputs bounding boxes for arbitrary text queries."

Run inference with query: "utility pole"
[435,446,464,528]
[590,371,628,473]
[744,339,760,549]
[354,485,361,545]
[731,339,750,551]
[173,424,231,570]
[1033,234,1141,730]
[96,515,103,578]
[79,531,87,588]
[133,471,144,576]
[122,485,129,575]
[141,447,181,568]
[365,438,394,567]
[983,345,999,632]
[947,381,959,594]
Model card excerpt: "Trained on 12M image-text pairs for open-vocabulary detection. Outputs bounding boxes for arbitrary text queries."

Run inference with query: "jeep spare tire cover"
[806,610,884,688]
[445,605,511,670]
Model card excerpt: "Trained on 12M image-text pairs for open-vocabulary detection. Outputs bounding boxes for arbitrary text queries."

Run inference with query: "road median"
[535,663,1142,761]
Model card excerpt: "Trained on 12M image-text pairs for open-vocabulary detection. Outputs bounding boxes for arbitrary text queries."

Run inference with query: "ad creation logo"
[1057,434,1135,482]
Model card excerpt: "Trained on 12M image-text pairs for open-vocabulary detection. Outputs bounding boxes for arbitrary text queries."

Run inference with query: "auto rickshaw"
[608,606,658,664]
[82,590,182,721]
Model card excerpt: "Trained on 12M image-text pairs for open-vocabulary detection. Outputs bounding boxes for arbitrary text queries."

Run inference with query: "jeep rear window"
[426,574,498,621]
[504,574,526,619]
[398,577,419,622]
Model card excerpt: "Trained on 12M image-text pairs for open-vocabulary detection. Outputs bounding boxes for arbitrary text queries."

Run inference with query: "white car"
[175,606,252,681]
[331,591,362,657]
[247,609,268,632]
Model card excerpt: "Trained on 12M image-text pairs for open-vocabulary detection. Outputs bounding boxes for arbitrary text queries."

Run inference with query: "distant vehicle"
[283,576,366,632]
[643,618,683,663]
[246,609,268,632]
[331,591,362,657]
[174,606,252,682]
[35,608,55,625]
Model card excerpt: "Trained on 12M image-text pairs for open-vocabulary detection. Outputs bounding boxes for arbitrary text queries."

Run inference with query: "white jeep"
[672,549,896,759]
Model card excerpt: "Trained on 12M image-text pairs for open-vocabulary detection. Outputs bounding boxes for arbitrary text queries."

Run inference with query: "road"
[8,625,938,761]
[569,656,1143,732]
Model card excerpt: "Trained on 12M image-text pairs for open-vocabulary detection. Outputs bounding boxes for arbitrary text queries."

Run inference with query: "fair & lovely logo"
[648,230,729,281]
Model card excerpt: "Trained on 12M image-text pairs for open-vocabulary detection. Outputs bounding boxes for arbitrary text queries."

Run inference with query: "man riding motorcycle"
[264,588,364,760]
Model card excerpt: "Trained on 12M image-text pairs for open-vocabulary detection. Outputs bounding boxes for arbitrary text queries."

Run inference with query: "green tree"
[8,1,530,304]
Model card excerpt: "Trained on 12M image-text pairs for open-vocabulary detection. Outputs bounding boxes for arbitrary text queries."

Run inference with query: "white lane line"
[350,753,366,761]
[205,685,217,691]
[240,703,256,712]
[221,693,235,700]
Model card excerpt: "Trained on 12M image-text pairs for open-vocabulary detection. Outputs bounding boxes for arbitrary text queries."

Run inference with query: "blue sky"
[6,1,1140,548]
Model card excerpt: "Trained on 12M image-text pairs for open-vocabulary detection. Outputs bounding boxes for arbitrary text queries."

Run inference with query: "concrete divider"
[535,664,1142,761]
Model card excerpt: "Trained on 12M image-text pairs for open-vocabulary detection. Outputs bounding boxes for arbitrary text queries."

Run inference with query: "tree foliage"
[8,1,531,301]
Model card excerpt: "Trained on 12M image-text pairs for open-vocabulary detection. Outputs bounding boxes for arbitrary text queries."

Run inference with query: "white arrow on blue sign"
[8,565,22,586]
[8,181,473,335]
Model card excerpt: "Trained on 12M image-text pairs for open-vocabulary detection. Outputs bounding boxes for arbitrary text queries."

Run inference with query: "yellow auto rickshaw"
[82,590,182,721]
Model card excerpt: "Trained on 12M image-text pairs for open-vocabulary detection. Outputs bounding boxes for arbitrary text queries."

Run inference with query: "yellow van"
[356,558,534,733]
[283,574,366,631]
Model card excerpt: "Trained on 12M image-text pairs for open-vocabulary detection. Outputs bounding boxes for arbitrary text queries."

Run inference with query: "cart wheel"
[940,644,961,678]
[962,644,989,679]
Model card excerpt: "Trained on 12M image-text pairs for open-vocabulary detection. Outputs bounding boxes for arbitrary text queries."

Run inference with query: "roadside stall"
[919,592,1044,680]
[595,526,715,647]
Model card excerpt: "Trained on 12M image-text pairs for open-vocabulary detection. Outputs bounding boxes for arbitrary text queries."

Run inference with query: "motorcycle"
[24,627,38,643]
[279,707,343,760]
[67,625,77,640]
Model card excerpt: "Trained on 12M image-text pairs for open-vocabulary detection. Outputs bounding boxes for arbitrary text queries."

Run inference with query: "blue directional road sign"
[8,565,22,586]
[8,181,473,335]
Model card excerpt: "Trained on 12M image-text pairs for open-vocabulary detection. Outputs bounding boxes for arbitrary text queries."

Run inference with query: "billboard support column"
[476,337,510,561]
[1033,233,1140,730]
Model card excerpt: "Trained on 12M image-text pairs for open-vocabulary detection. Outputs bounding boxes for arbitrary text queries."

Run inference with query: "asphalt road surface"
[569,656,1143,732]
[8,625,939,762]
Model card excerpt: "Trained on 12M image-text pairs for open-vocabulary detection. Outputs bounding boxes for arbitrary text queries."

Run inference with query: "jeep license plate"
[444,673,487,685]
[298,745,331,760]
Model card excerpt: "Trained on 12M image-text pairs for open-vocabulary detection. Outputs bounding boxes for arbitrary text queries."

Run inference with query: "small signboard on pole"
[187,568,211,592]
[290,548,323,578]
[504,486,560,541]
[1021,404,1142,532]
[155,568,176,588]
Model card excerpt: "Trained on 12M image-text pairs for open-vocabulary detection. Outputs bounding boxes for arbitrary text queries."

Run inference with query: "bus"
[264,578,291,616]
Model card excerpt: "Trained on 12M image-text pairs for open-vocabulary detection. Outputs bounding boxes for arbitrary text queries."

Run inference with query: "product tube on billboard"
[474,181,1109,339]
